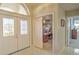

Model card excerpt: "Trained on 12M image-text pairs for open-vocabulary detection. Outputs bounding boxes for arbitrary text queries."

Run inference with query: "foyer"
[0,3,79,55]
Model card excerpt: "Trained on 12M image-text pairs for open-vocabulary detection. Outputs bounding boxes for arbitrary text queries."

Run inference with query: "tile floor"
[13,46,79,55]
[13,46,52,55]
[13,40,52,55]
[59,46,79,55]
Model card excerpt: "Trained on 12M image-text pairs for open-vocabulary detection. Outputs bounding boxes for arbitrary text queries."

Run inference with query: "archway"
[0,3,30,15]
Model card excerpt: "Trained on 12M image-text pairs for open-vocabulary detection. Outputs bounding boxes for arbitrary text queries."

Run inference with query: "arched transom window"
[0,3,29,15]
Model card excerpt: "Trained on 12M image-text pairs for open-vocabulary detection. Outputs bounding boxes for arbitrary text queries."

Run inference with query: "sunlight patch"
[74,49,79,53]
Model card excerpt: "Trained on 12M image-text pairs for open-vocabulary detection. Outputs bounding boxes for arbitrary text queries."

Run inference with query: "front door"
[1,15,17,54]
[17,18,30,50]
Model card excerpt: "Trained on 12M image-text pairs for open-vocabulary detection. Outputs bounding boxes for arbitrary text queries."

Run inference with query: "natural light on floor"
[74,49,79,53]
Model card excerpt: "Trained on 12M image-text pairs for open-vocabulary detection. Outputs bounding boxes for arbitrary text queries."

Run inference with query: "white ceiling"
[26,3,79,11]
[60,3,79,11]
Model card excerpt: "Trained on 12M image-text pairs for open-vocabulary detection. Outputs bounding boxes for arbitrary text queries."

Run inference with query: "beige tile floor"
[59,46,79,55]
[13,46,79,55]
[13,39,79,55]
[43,40,52,51]
[13,40,52,55]
[13,47,52,55]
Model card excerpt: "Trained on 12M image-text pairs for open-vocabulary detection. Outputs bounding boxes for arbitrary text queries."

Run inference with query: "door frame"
[35,12,55,53]
[66,16,75,47]
[66,16,71,47]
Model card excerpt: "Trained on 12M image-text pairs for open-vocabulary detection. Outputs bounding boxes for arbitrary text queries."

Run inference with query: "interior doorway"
[67,16,79,49]
[42,14,53,51]
[35,13,54,52]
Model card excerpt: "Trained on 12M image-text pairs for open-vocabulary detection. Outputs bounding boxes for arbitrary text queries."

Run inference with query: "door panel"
[1,16,17,54]
[35,17,43,48]
[17,18,30,50]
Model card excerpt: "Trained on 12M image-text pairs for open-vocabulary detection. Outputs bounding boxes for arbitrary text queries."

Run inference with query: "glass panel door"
[67,16,79,49]
[2,17,17,54]
[18,19,30,50]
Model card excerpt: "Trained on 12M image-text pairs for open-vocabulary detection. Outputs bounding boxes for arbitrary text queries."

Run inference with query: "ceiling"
[60,3,79,11]
[26,3,79,11]
[25,3,41,10]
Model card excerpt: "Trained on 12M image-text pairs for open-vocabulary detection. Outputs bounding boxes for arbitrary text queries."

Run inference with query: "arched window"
[0,3,30,37]
[0,3,29,15]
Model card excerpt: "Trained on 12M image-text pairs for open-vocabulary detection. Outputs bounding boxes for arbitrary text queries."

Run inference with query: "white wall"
[54,4,66,54]
[33,3,66,54]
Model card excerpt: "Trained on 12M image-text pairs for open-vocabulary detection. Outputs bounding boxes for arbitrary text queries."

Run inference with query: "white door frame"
[35,12,55,53]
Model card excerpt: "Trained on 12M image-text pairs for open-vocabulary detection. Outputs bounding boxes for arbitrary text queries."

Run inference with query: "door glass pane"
[67,16,79,49]
[3,18,14,36]
[20,20,27,34]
